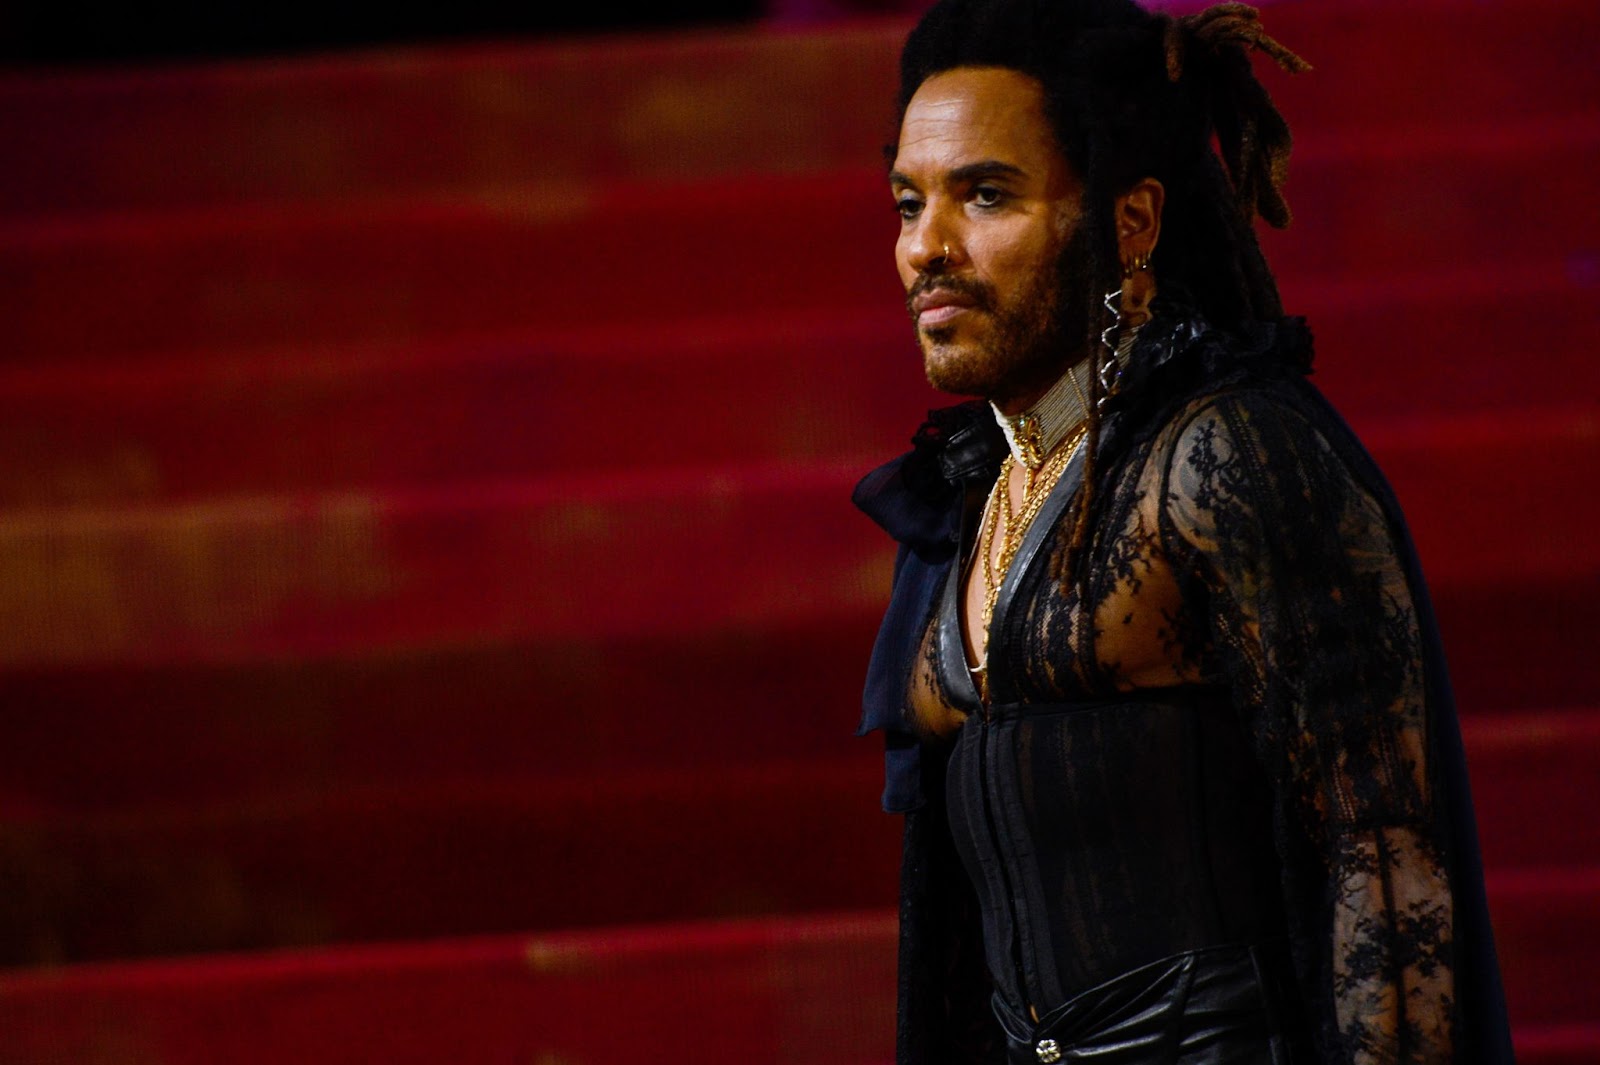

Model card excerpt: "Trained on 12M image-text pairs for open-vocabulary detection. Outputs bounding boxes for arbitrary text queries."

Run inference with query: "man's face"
[891,67,1085,407]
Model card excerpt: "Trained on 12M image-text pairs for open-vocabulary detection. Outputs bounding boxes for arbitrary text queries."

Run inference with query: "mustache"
[905,272,997,316]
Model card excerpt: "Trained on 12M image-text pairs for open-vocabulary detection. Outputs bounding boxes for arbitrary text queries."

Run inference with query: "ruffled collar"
[852,400,1005,560]
[1100,300,1314,449]
[1121,299,1312,395]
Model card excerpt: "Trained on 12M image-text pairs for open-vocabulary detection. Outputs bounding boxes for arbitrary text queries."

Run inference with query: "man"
[853,1,1513,1062]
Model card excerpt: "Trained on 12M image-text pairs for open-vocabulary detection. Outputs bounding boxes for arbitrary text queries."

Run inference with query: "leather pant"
[991,943,1302,1065]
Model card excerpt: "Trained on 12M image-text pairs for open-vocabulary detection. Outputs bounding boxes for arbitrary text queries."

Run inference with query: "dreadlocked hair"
[896,0,1307,592]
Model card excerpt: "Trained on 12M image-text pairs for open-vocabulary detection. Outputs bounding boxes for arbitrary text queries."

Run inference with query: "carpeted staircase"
[1,0,1597,1060]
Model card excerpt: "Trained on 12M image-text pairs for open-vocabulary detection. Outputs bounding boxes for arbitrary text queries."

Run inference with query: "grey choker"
[991,322,1145,470]
[991,359,1093,471]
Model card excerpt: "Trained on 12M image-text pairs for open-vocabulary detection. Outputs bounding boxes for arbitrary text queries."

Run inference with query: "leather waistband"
[992,943,1294,1065]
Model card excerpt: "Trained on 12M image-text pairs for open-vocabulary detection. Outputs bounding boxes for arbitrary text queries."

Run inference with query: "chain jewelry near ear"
[1099,255,1152,405]
[1099,287,1126,403]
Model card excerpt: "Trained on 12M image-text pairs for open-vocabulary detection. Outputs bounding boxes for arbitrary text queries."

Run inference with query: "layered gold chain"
[970,422,1087,703]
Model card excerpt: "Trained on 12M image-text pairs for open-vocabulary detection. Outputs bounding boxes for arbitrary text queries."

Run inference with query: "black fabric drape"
[855,305,1513,1064]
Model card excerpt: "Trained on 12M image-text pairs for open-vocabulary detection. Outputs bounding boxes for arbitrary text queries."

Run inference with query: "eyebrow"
[890,159,1028,189]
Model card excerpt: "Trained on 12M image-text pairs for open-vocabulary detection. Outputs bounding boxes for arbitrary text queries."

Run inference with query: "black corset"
[933,439,1304,1060]
[945,691,1290,1011]
[944,691,1304,1062]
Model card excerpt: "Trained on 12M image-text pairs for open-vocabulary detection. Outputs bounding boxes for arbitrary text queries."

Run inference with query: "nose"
[903,207,962,275]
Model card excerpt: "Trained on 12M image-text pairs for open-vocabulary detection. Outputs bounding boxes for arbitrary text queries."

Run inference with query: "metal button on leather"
[1035,1038,1062,1063]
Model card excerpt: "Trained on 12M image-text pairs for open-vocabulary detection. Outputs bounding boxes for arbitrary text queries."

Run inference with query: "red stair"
[2,0,1597,1058]
[0,915,902,1065]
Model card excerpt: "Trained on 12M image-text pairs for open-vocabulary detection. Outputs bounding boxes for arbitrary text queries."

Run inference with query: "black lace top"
[854,306,1514,1065]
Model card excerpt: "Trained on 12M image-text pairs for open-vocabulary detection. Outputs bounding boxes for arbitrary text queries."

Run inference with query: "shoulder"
[1102,305,1316,458]
[1152,380,1364,545]
[1154,379,1411,595]
[1153,381,1327,486]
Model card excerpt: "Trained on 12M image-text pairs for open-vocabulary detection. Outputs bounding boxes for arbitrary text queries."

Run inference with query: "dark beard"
[908,226,1095,404]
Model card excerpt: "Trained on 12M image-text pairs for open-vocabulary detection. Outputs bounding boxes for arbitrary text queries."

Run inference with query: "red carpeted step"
[6,143,1599,367]
[1462,709,1600,872]
[0,418,1592,866]
[0,267,1594,509]
[0,567,1587,824]
[1,606,1591,825]
[1433,585,1600,718]
[1258,115,1600,280]
[0,172,905,366]
[2,0,1595,217]
[0,903,1591,1063]
[0,914,900,1065]
[0,25,912,218]
[1,410,1592,669]
[1517,1026,1600,1065]
[1363,408,1600,587]
[1290,264,1600,426]
[1491,866,1600,1030]
[0,461,892,669]
[0,615,885,812]
[1261,0,1600,141]
[0,308,938,508]
[0,758,900,965]
[3,753,1595,976]
[0,1,1592,1041]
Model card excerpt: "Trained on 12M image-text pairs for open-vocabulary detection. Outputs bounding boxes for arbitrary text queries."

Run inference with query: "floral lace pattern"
[912,381,1457,1062]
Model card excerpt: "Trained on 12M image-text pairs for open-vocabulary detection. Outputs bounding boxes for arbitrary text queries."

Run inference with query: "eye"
[895,195,924,221]
[972,185,1006,208]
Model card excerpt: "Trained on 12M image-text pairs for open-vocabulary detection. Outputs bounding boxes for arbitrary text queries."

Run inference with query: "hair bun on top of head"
[1159,3,1310,228]
[1161,2,1311,82]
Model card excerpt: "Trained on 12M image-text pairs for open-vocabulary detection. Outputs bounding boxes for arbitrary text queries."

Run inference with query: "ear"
[1113,177,1164,266]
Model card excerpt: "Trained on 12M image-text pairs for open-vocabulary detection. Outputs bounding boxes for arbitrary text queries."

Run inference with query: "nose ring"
[941,243,951,262]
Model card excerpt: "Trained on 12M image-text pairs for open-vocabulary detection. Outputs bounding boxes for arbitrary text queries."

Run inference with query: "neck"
[990,359,1093,471]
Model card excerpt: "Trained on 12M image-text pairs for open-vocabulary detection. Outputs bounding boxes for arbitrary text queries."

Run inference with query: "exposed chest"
[914,473,1215,738]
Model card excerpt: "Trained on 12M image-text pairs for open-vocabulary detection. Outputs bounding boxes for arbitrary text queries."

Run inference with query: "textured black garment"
[853,305,1515,1064]
[946,693,1307,1064]
[988,943,1299,1064]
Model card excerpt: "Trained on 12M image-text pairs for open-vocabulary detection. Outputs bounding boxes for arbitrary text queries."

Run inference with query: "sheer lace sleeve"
[1159,388,1456,1063]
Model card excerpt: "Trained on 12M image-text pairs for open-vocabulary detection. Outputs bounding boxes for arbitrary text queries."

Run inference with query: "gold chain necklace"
[970,423,1087,702]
